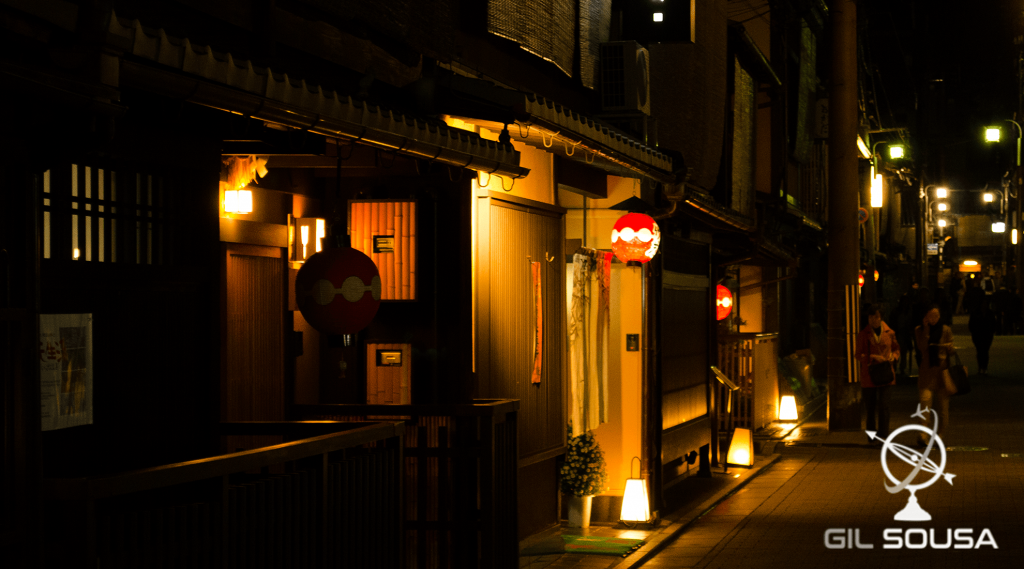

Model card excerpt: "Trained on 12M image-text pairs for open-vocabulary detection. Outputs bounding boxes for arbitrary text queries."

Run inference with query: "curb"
[610,453,782,569]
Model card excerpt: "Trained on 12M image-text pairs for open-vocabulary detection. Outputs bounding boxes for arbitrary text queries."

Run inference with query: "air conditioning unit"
[599,41,650,115]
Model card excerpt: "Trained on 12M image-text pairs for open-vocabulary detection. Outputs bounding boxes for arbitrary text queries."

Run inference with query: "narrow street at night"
[523,316,1024,568]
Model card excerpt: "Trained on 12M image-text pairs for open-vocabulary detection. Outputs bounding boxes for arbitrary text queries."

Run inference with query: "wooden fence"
[297,399,519,569]
[41,421,404,568]
[717,333,780,432]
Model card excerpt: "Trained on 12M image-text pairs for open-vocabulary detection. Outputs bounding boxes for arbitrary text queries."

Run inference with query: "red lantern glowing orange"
[874,269,880,282]
[716,284,734,321]
[858,273,865,287]
[295,247,381,334]
[611,213,660,264]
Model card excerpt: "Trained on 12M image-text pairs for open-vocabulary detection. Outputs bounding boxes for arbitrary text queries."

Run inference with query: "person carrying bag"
[856,304,900,443]
[915,304,956,444]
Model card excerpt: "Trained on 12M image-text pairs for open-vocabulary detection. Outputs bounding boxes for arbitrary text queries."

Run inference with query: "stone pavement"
[522,316,1024,568]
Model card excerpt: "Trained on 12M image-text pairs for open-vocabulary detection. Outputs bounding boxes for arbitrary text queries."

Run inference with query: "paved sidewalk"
[523,316,1024,568]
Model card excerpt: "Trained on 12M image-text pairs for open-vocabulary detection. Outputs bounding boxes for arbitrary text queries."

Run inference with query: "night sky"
[862,0,1021,195]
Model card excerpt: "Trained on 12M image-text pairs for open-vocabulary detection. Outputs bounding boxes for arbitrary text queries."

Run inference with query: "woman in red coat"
[856,304,900,442]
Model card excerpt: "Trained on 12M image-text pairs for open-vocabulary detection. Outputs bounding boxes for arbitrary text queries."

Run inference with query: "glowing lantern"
[779,395,798,421]
[611,213,660,264]
[295,247,381,335]
[716,284,734,321]
[620,457,651,525]
[726,428,753,467]
[874,270,880,282]
[858,273,865,287]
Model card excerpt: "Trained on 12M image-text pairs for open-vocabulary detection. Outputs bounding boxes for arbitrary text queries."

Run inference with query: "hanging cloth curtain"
[569,249,612,433]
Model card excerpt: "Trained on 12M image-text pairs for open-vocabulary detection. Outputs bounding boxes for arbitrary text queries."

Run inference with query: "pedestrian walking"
[856,305,899,442]
[993,286,1014,335]
[969,301,996,375]
[892,283,916,377]
[915,304,956,443]
[981,273,996,296]
[955,273,967,315]
[964,277,985,316]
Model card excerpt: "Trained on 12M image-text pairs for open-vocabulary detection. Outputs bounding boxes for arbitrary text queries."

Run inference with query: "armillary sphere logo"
[866,404,956,521]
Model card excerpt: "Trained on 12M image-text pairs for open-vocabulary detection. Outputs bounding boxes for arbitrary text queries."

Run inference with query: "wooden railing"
[41,421,404,568]
[297,399,519,569]
[717,333,780,432]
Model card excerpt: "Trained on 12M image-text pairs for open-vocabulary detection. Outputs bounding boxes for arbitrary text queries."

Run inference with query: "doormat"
[564,535,645,556]
[522,534,646,557]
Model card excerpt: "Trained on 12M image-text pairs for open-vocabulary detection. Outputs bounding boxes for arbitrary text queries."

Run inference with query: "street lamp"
[984,120,1021,294]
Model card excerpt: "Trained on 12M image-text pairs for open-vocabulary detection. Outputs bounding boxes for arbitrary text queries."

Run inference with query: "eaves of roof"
[106,11,529,179]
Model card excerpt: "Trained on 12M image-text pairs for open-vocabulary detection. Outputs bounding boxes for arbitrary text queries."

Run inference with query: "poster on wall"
[39,314,93,431]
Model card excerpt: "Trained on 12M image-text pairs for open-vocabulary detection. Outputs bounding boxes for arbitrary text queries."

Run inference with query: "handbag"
[868,360,895,386]
[945,352,971,396]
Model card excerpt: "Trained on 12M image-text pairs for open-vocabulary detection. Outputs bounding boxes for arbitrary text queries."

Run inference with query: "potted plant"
[560,423,608,528]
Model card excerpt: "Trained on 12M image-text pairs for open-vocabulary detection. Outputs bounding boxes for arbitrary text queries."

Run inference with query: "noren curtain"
[568,249,611,433]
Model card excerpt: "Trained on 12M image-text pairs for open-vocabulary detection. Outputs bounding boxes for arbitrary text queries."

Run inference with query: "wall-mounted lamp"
[935,188,948,199]
[938,219,947,228]
[984,192,995,203]
[985,127,1002,142]
[224,188,253,214]
[870,174,883,208]
[716,284,734,321]
[888,144,906,159]
[992,221,1006,233]
[937,202,948,212]
[620,457,652,526]
[293,217,327,262]
[1014,229,1019,245]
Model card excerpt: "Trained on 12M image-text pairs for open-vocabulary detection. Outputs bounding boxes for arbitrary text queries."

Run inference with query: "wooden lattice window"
[42,164,175,265]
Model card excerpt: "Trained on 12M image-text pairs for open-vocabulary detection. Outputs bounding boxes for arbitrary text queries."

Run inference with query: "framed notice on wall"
[39,314,93,431]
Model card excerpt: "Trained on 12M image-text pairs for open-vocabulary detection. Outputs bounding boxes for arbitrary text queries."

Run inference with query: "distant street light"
[936,187,948,198]
[938,219,947,228]
[985,127,1002,142]
[984,192,995,203]
[888,144,906,159]
[993,221,1006,233]
[937,202,948,211]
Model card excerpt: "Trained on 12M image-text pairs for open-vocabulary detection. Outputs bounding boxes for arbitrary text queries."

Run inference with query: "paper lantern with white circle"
[611,213,661,264]
[295,247,381,335]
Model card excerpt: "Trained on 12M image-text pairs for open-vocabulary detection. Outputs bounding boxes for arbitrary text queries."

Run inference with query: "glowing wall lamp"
[937,202,948,212]
[1014,229,1019,245]
[993,221,1006,233]
[870,174,883,208]
[935,188,948,199]
[938,219,947,228]
[620,457,652,526]
[726,428,754,467]
[874,269,880,282]
[224,188,253,214]
[294,217,327,262]
[984,192,995,203]
[888,144,905,159]
[858,273,865,288]
[779,395,798,421]
[985,127,1002,142]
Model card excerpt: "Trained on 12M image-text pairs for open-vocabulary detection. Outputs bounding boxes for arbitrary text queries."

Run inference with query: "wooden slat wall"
[366,343,412,405]
[481,200,564,459]
[225,247,285,452]
[349,201,416,300]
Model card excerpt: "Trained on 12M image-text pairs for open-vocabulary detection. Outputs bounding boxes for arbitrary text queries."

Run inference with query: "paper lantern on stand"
[611,213,661,264]
[295,247,382,335]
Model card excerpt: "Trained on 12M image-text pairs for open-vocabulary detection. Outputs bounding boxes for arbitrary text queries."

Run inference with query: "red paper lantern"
[716,284,734,321]
[858,273,865,287]
[611,213,661,264]
[874,269,880,282]
[295,247,381,335]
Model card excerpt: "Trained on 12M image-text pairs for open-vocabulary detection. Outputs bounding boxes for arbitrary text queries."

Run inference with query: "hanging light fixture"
[716,284,734,321]
[620,457,652,526]
[611,212,661,264]
[871,174,883,208]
